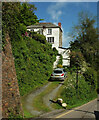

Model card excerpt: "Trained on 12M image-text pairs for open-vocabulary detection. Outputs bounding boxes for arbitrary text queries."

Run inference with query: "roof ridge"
[36,22,55,24]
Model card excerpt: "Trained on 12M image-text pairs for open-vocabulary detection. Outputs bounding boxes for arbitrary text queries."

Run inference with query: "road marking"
[55,98,97,118]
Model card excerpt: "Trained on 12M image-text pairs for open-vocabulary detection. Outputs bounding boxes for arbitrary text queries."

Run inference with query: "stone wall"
[2,33,23,118]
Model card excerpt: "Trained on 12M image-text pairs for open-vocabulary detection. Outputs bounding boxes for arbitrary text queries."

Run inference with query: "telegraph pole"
[75,55,79,92]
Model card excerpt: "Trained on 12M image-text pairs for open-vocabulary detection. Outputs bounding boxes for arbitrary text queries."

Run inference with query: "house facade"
[27,22,70,67]
[27,22,62,49]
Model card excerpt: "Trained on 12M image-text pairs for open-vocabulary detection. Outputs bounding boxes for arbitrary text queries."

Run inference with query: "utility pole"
[75,55,79,92]
[76,65,78,90]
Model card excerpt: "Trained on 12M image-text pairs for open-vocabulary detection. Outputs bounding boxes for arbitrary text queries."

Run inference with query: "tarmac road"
[53,98,98,119]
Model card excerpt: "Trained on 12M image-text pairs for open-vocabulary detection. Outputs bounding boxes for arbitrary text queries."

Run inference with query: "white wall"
[57,48,70,66]
[63,59,70,66]
[49,28,59,49]
[28,27,60,49]
[43,28,60,49]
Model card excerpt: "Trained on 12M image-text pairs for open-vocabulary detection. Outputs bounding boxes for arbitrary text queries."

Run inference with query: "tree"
[69,11,98,70]
[2,2,40,40]
[18,3,39,26]
[2,2,20,33]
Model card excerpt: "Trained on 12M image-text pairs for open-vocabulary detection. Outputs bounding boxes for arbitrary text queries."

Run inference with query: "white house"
[27,22,70,67]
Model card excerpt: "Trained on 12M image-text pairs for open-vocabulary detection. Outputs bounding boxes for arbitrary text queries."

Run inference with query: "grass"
[66,97,97,110]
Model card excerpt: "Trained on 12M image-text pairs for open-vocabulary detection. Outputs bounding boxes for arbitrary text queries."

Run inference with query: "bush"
[58,54,63,65]
[31,32,47,44]
[53,47,58,55]
[11,34,56,96]
[60,72,97,106]
[83,67,97,89]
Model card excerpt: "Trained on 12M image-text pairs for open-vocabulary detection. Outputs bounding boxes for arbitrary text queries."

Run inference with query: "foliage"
[11,35,56,96]
[18,3,39,26]
[69,11,98,70]
[57,54,63,65]
[61,72,97,107]
[2,2,57,96]
[83,67,97,89]
[70,50,84,69]
[57,64,63,68]
[2,2,40,48]
[31,32,47,44]
[53,47,58,55]
[69,11,98,91]
[56,54,63,68]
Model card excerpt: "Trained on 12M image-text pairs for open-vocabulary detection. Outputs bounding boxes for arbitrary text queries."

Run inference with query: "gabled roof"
[27,22,62,32]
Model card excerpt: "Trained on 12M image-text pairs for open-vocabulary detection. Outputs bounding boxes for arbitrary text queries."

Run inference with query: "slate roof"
[27,23,62,31]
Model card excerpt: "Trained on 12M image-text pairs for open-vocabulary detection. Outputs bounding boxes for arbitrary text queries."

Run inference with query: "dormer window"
[48,29,52,35]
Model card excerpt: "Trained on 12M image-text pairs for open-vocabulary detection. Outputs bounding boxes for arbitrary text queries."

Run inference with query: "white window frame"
[47,37,54,44]
[48,29,52,35]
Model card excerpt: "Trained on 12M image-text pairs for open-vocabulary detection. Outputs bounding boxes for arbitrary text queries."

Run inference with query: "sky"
[29,2,97,48]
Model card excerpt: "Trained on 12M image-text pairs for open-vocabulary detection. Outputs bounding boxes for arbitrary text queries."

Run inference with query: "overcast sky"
[29,2,97,48]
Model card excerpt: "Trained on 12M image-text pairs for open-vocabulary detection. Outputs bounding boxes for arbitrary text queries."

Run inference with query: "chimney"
[58,22,61,28]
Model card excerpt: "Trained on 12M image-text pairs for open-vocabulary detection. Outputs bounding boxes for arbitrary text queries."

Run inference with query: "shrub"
[53,47,58,55]
[58,54,63,65]
[60,72,97,106]
[11,34,56,96]
[31,32,47,44]
[83,67,97,89]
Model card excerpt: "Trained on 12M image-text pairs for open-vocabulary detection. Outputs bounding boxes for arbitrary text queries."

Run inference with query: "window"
[47,37,54,44]
[54,70,62,73]
[37,29,43,35]
[31,29,34,32]
[48,29,52,34]
[39,29,43,35]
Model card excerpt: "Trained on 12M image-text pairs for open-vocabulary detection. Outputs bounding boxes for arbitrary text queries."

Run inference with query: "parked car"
[50,68,67,81]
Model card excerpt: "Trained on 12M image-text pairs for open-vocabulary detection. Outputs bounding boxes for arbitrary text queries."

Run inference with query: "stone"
[62,103,67,108]
[57,98,63,104]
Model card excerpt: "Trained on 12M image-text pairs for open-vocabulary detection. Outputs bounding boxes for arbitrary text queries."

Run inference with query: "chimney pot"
[58,22,61,28]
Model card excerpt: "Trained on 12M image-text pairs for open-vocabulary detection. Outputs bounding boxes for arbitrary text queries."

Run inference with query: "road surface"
[53,99,98,119]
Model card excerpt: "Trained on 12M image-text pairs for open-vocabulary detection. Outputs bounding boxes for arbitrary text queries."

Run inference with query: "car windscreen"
[54,70,62,73]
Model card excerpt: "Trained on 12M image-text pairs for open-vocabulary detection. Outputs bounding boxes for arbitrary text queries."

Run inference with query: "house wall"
[28,27,60,49]
[46,28,60,49]
[63,59,70,66]
[57,48,70,66]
